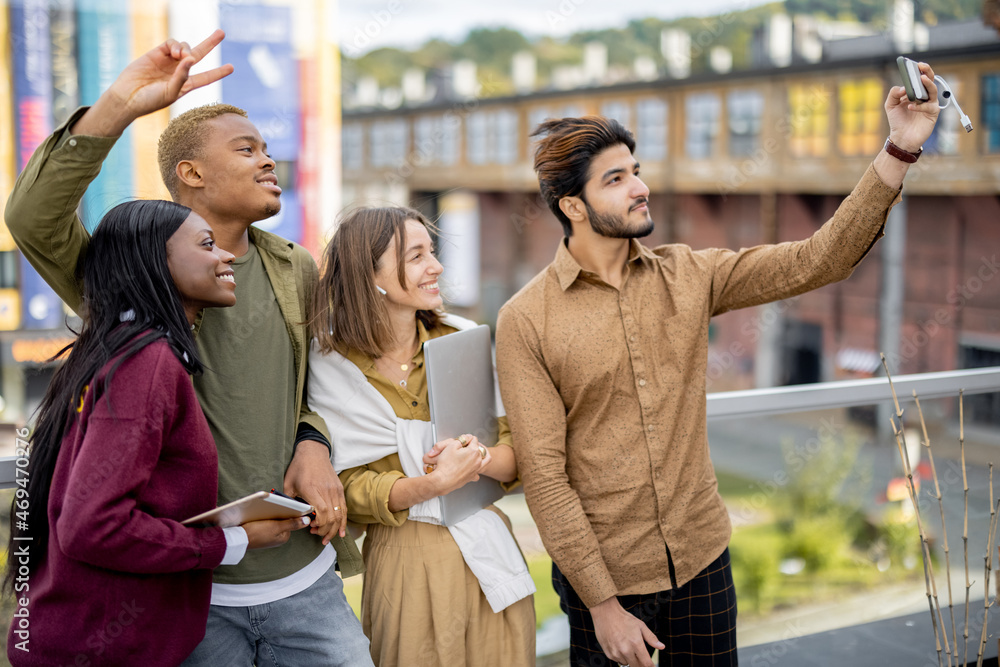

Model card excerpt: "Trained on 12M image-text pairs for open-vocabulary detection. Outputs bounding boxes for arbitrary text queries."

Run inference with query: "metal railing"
[0,366,998,489]
[706,366,1000,420]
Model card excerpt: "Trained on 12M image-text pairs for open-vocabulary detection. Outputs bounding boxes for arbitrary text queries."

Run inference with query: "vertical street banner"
[130,0,169,199]
[298,55,321,257]
[11,0,62,329]
[220,2,302,244]
[299,0,342,258]
[10,0,52,170]
[0,0,20,251]
[50,0,79,127]
[77,0,134,232]
[0,1,22,329]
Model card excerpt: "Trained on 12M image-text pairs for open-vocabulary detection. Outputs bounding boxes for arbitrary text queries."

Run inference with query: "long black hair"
[4,199,205,589]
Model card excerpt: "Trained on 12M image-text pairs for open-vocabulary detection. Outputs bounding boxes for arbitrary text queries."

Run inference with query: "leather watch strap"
[883,137,922,163]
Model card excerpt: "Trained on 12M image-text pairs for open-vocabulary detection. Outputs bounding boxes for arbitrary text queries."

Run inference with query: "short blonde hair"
[157,104,248,199]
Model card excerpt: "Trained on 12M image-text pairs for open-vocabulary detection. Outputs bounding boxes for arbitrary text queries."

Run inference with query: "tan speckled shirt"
[495,163,901,608]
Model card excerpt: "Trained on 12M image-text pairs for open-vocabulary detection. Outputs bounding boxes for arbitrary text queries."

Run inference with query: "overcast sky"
[338,0,773,55]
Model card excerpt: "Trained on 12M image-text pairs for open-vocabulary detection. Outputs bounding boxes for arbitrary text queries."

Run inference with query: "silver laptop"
[425,324,505,526]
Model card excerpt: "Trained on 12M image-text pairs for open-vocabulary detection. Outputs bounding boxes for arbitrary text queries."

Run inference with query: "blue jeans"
[180,567,374,666]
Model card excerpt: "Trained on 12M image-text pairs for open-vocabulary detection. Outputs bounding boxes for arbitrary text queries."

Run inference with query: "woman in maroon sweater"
[4,200,308,665]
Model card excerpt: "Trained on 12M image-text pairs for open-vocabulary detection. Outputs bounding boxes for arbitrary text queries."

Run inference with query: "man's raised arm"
[704,61,942,317]
[4,31,233,311]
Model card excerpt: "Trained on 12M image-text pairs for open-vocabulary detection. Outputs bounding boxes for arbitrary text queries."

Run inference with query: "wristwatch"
[883,137,922,163]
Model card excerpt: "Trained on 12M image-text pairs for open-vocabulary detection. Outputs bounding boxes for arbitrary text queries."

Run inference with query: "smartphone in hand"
[897,56,929,102]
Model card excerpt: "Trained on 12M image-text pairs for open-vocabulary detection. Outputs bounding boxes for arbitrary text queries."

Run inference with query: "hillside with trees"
[342,0,984,101]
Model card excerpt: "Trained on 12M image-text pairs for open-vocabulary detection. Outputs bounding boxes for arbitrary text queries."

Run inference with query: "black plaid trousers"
[552,548,738,667]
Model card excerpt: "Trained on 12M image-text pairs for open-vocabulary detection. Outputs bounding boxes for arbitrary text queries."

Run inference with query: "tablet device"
[181,491,313,527]
[425,325,505,526]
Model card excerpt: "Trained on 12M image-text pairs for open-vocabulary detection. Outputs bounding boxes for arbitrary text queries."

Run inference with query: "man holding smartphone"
[496,64,940,667]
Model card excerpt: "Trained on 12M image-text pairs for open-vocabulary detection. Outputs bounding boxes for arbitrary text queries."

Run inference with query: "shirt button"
[639,379,647,387]
[647,424,655,432]
[630,335,636,342]
[68,138,77,147]
[411,401,418,407]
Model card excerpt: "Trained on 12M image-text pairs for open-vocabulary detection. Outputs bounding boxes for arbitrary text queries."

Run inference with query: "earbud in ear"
[376,285,387,295]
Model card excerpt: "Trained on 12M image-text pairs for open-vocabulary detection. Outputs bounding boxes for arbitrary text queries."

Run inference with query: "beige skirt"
[361,506,536,667]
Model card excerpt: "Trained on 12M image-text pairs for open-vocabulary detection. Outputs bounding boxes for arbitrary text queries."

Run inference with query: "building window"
[686,93,720,159]
[414,116,436,166]
[527,107,551,157]
[838,78,883,157]
[560,103,584,118]
[961,344,1000,425]
[781,320,823,386]
[440,114,460,166]
[728,90,764,157]
[342,123,363,171]
[466,109,519,165]
[600,100,633,131]
[528,107,550,131]
[983,73,1000,154]
[788,84,831,157]
[496,110,519,164]
[413,115,458,166]
[467,112,490,165]
[636,98,668,162]
[924,75,961,155]
[370,119,408,168]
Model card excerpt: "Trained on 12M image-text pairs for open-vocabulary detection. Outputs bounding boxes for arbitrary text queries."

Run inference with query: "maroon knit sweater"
[8,339,227,666]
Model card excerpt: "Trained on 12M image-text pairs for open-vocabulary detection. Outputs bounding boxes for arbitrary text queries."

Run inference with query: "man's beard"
[584,199,654,239]
[262,201,281,219]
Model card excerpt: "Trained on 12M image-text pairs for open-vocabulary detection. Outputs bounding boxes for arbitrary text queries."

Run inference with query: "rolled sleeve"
[495,417,521,492]
[340,465,409,527]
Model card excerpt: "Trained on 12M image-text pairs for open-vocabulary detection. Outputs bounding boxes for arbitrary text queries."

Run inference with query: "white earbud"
[376,285,387,295]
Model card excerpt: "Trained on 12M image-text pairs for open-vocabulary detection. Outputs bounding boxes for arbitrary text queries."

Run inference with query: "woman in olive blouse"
[307,206,535,667]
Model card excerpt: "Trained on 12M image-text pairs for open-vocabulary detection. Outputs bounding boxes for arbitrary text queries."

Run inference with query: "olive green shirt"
[199,243,322,583]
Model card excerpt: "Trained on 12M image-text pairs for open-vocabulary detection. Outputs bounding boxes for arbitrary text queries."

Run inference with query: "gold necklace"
[378,360,411,388]
[378,340,419,386]
[381,351,413,372]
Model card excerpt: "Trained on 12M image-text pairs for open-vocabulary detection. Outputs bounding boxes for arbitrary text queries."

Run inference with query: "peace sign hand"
[71,30,234,138]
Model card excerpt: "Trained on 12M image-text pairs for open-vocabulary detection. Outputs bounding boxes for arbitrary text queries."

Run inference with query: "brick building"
[341,21,1000,422]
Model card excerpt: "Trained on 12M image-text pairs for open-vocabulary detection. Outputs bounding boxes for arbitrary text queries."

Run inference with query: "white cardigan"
[307,315,535,612]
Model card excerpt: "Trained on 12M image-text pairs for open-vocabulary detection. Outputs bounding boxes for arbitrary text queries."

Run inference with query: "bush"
[783,515,852,571]
[731,540,780,614]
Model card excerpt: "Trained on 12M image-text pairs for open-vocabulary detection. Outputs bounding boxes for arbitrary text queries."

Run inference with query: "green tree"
[454,27,531,72]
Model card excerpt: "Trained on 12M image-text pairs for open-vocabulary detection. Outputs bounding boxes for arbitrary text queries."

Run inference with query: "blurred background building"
[0,0,998,430]
[0,0,339,429]
[341,2,1000,429]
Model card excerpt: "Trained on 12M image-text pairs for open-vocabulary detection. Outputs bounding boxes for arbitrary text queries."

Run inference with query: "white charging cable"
[935,75,974,133]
